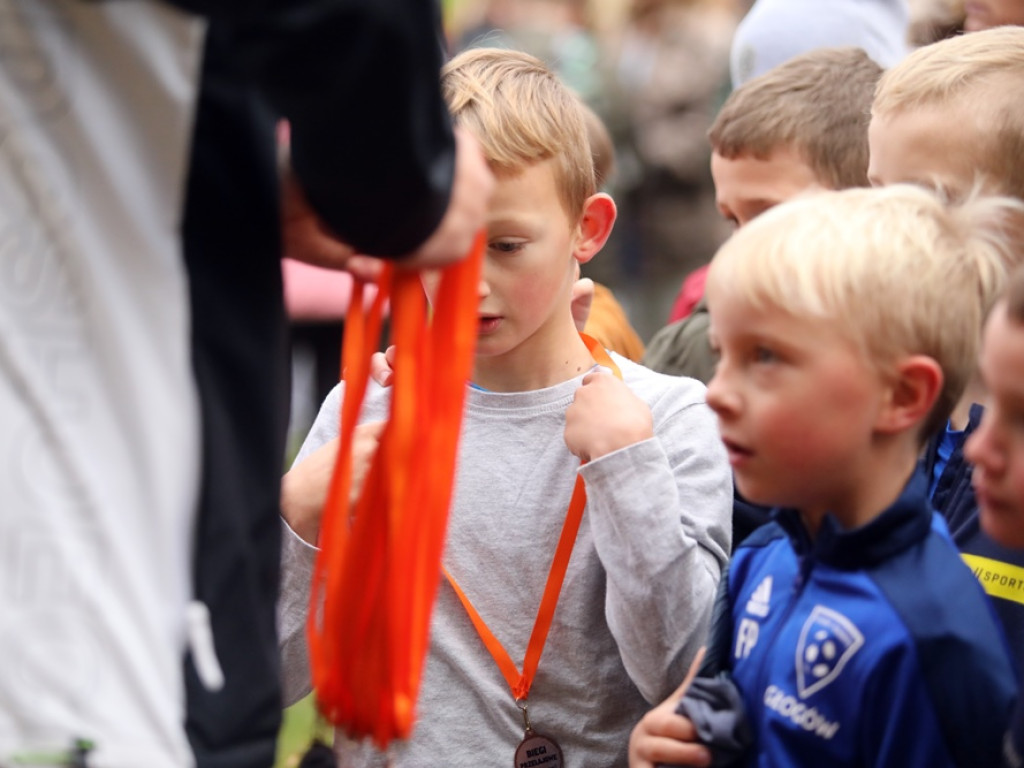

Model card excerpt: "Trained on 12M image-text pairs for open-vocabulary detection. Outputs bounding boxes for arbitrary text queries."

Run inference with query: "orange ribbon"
[443,334,622,702]
[308,233,485,747]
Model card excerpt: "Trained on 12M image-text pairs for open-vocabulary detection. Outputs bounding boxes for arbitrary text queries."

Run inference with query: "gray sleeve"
[276,384,343,706]
[278,522,318,707]
[579,389,731,704]
[294,383,344,465]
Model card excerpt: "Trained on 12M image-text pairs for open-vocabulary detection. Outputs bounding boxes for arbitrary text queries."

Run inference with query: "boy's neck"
[798,443,920,538]
[472,324,596,392]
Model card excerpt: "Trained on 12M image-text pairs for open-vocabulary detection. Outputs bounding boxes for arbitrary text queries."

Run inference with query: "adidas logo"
[746,576,772,618]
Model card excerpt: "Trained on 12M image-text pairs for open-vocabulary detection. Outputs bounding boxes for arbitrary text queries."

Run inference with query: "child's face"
[710,147,825,228]
[474,160,580,363]
[964,303,1024,548]
[706,293,888,520]
[868,107,981,194]
[965,0,1024,31]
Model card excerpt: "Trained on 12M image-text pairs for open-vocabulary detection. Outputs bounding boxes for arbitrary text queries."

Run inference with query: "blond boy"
[630,185,1019,768]
[964,0,1024,31]
[278,49,732,766]
[868,24,1024,679]
[643,46,883,383]
[869,26,1024,211]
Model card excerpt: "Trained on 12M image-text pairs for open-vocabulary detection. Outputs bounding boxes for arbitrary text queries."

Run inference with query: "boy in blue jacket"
[868,25,1024,679]
[629,184,1021,768]
[965,264,1024,765]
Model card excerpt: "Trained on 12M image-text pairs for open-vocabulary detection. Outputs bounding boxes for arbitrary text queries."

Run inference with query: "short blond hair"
[873,26,1024,199]
[442,48,595,219]
[706,185,1024,439]
[1006,265,1024,324]
[708,47,883,190]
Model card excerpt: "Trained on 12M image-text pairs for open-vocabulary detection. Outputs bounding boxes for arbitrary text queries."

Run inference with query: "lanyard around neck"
[442,333,621,701]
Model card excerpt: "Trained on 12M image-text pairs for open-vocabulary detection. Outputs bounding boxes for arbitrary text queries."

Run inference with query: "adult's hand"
[280,171,383,282]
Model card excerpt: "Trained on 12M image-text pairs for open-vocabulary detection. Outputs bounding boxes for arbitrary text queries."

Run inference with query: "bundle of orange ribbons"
[307,234,484,747]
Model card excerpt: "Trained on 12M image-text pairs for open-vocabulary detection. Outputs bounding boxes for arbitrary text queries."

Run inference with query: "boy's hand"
[629,649,712,768]
[280,421,385,545]
[370,345,398,388]
[564,371,654,462]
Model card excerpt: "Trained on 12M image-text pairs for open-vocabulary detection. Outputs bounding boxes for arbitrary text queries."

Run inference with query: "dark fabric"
[700,570,738,679]
[643,299,717,383]
[923,403,984,537]
[869,518,1019,768]
[676,677,752,767]
[298,740,338,768]
[732,492,772,553]
[162,0,453,257]
[772,469,931,570]
[290,322,344,407]
[922,403,1024,678]
[181,23,288,768]
[174,3,456,765]
[1007,698,1024,768]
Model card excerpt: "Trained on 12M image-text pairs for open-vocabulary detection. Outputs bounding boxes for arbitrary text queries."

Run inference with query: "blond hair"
[708,47,883,189]
[442,48,595,218]
[1006,265,1024,324]
[706,185,1024,439]
[873,26,1024,199]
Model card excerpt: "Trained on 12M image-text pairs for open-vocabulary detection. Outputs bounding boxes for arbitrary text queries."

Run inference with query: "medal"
[441,334,621,767]
[514,700,563,768]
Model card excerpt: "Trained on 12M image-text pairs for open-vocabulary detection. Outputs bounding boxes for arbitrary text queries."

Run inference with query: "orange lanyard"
[442,334,622,702]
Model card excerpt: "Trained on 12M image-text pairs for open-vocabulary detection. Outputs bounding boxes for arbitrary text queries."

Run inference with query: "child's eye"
[753,346,777,364]
[490,240,525,254]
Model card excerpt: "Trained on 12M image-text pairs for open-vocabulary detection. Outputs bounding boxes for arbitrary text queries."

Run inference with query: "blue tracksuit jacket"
[712,469,1017,767]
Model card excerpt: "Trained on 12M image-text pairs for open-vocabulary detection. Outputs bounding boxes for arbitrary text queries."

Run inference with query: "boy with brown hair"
[630,184,1020,768]
[868,24,1024,679]
[278,47,733,766]
[643,46,883,383]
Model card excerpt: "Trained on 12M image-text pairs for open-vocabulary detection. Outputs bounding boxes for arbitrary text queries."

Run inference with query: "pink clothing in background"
[282,258,382,322]
[668,264,709,323]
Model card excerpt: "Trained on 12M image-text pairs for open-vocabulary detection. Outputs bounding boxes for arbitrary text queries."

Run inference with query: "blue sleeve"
[869,535,1018,768]
[699,571,734,677]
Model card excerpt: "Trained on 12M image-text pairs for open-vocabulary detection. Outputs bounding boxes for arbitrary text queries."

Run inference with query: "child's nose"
[705,366,738,418]
[964,414,1004,475]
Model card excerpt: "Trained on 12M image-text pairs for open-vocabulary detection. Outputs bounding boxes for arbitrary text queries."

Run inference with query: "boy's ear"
[573,193,617,266]
[875,355,943,435]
